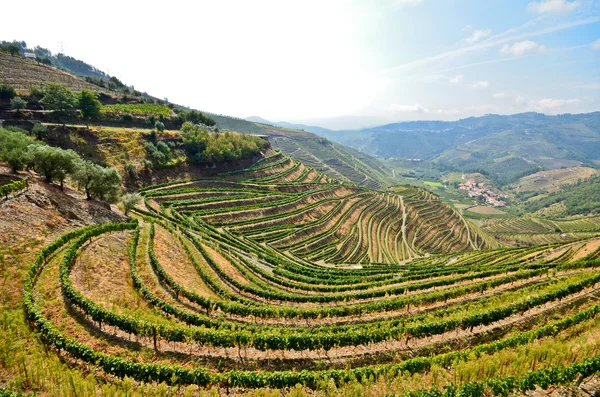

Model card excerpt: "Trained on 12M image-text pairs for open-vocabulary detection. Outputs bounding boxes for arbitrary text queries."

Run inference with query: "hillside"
[318,112,600,187]
[0,52,113,95]
[0,49,392,189]
[6,152,600,396]
[208,114,392,189]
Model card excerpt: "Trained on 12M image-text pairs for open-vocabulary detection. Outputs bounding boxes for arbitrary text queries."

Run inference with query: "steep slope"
[0,49,393,190]
[12,151,600,396]
[0,52,112,94]
[209,113,393,189]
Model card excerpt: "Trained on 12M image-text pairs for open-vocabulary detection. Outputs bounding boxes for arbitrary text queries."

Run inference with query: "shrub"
[155,121,165,132]
[0,128,35,173]
[10,96,26,110]
[0,84,16,100]
[32,123,48,139]
[125,163,138,180]
[121,192,141,215]
[121,114,133,122]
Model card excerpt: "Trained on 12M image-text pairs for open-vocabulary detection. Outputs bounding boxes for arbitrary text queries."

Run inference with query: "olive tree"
[0,128,35,173]
[28,145,79,188]
[73,160,122,202]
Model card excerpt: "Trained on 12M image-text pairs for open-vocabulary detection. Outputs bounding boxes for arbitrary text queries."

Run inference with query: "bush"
[0,84,16,100]
[10,96,26,110]
[125,163,138,180]
[181,122,268,164]
[0,128,35,173]
[28,85,44,101]
[32,123,48,139]
[121,114,133,122]
[155,121,165,132]
[121,192,141,214]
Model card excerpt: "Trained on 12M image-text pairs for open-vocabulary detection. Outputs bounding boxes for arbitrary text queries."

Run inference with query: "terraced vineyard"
[22,153,600,395]
[0,52,112,94]
[481,216,600,246]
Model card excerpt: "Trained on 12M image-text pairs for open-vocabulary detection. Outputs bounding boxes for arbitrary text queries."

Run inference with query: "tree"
[2,44,20,56]
[73,160,121,202]
[0,84,16,100]
[121,193,141,215]
[155,121,165,132]
[181,122,209,161]
[10,96,26,111]
[78,90,102,125]
[40,83,77,122]
[0,128,35,173]
[28,145,79,188]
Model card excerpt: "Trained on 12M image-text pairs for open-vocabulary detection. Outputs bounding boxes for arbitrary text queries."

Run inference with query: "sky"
[1,0,599,129]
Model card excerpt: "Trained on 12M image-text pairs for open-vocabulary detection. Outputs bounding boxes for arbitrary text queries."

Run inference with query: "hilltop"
[317,112,600,187]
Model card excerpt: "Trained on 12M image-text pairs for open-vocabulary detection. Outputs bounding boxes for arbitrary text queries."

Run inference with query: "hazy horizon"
[1,0,599,129]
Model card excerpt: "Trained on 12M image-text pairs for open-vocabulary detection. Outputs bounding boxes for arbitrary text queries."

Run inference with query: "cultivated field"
[14,153,600,396]
[511,167,598,194]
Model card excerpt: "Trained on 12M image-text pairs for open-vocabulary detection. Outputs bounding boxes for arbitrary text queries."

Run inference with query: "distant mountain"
[244,116,334,135]
[316,112,600,186]
[245,116,275,125]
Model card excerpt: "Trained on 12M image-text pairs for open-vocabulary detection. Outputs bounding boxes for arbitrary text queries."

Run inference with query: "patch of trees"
[524,175,600,216]
[178,109,216,127]
[0,128,122,202]
[0,84,16,99]
[181,122,268,164]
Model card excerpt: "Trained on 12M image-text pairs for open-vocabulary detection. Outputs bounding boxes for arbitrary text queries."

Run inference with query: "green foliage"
[40,83,77,116]
[0,128,35,172]
[10,96,26,110]
[0,43,21,56]
[102,103,171,116]
[31,123,48,139]
[181,109,216,126]
[181,122,267,164]
[27,145,79,186]
[78,90,102,122]
[0,179,26,198]
[72,160,122,202]
[121,192,141,214]
[0,83,16,99]
[154,121,165,132]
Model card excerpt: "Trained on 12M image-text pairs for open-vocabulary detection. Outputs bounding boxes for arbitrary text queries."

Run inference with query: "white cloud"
[493,92,511,99]
[501,40,546,56]
[381,16,599,74]
[528,0,580,15]
[592,39,600,50]
[534,98,580,109]
[386,103,430,113]
[462,25,473,32]
[466,29,492,43]
[471,81,490,89]
[515,96,526,104]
